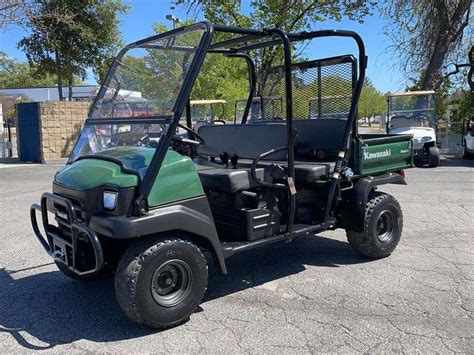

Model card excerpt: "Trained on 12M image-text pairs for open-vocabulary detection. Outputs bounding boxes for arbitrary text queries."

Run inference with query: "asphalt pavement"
[0,157,473,353]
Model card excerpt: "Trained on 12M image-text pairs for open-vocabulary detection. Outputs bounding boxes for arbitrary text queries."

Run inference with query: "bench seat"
[195,160,334,193]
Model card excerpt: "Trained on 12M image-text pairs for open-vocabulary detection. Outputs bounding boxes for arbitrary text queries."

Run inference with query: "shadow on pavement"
[440,156,474,167]
[0,234,368,349]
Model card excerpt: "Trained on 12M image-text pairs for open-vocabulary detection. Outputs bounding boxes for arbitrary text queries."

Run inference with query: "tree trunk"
[421,0,471,90]
[54,50,64,101]
[67,70,73,101]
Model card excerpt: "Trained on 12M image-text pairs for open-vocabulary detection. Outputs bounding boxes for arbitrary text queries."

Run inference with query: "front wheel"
[346,192,403,259]
[428,146,440,167]
[115,238,208,329]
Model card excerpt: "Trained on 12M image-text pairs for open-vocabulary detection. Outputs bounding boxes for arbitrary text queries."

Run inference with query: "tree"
[0,52,58,88]
[382,0,472,90]
[0,0,76,30]
[17,0,127,101]
[173,0,376,94]
[358,78,386,126]
[174,0,375,29]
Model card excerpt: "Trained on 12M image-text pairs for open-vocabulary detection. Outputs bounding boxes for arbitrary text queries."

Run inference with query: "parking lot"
[0,157,473,353]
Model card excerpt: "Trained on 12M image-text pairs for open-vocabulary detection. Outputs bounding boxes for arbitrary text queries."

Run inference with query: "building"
[0,85,142,102]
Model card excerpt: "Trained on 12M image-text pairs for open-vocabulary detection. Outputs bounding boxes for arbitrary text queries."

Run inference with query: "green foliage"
[17,0,127,100]
[174,0,375,29]
[116,22,249,120]
[0,52,57,88]
[174,0,375,81]
[449,90,471,124]
[358,78,386,121]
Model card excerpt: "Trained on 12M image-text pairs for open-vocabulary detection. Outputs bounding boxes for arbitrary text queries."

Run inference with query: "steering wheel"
[176,123,205,143]
[412,113,430,123]
[171,123,206,147]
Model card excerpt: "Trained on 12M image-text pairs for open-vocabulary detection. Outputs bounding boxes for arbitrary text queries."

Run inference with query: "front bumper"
[30,192,104,276]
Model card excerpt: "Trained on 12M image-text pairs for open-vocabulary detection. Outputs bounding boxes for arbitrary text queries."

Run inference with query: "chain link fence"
[437,120,465,156]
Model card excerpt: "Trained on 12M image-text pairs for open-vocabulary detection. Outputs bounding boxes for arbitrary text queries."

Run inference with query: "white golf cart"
[462,117,474,159]
[189,99,227,130]
[387,90,440,167]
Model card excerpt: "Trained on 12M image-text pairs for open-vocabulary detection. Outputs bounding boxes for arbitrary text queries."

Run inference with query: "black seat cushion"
[236,159,334,182]
[196,165,264,193]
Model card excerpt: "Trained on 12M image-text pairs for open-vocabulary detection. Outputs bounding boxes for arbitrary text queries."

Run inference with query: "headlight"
[103,191,118,210]
[421,136,432,142]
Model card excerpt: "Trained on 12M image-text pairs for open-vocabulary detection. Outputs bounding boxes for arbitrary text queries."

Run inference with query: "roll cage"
[84,21,367,221]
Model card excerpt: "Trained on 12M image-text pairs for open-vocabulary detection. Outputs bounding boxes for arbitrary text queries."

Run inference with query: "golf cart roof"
[190,99,227,105]
[387,90,436,98]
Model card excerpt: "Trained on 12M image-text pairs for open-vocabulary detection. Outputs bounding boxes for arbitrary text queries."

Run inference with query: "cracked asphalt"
[0,157,473,353]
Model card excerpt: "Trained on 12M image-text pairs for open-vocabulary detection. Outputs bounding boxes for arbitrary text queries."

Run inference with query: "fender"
[89,196,227,274]
[338,172,406,232]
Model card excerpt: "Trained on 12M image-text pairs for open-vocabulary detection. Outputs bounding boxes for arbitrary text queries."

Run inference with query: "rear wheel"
[346,192,403,258]
[115,238,208,329]
[428,146,440,167]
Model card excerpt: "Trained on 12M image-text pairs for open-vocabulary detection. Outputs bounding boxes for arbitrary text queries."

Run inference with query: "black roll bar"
[226,53,257,124]
[79,22,368,228]
[267,28,296,233]
[294,30,366,222]
[137,22,215,213]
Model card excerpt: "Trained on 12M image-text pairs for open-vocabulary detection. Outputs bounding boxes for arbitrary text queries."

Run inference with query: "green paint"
[148,150,204,206]
[55,158,139,190]
[55,147,204,206]
[361,137,413,176]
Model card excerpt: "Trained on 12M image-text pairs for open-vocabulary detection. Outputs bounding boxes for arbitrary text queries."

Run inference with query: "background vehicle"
[189,99,226,129]
[462,117,474,159]
[31,22,413,329]
[234,96,283,123]
[387,91,440,167]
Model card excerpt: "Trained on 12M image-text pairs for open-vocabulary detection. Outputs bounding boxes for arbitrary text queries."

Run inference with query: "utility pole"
[166,14,181,29]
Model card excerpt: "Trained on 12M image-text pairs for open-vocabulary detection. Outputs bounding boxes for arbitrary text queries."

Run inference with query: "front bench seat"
[236,159,335,182]
[196,165,265,193]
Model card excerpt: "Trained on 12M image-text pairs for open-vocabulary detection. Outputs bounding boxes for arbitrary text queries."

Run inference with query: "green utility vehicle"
[31,23,413,329]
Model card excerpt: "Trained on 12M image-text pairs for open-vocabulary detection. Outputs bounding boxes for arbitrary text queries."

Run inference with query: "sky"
[0,0,406,93]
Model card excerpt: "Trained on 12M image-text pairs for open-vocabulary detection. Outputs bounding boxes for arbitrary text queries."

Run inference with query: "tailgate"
[359,134,413,176]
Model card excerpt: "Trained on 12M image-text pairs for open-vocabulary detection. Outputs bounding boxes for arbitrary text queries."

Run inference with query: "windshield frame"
[87,21,212,124]
[67,22,214,208]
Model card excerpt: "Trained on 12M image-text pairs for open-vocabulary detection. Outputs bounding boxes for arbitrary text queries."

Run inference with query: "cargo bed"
[356,134,413,176]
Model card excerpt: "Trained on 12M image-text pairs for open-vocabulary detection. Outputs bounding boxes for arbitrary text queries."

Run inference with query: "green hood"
[55,158,139,190]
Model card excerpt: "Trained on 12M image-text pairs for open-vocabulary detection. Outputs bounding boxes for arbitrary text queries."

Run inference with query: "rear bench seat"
[194,120,343,192]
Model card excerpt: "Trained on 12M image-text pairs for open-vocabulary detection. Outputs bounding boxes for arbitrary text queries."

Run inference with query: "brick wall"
[39,101,90,161]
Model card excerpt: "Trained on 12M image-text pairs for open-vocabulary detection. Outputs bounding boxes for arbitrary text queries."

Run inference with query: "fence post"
[0,103,4,158]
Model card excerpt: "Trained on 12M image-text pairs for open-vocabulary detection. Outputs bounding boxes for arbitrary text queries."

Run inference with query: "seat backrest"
[292,119,346,151]
[255,119,347,150]
[197,123,288,160]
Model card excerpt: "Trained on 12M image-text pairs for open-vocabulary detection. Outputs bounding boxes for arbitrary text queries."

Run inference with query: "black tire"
[428,146,440,167]
[346,192,403,259]
[115,238,208,329]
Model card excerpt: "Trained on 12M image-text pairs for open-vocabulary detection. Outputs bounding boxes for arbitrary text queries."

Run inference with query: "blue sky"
[0,0,406,93]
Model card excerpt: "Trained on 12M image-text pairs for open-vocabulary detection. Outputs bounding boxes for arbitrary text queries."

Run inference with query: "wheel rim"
[151,259,193,307]
[376,210,396,243]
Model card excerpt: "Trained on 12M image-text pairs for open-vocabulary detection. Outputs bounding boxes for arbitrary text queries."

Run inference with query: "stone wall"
[39,101,90,161]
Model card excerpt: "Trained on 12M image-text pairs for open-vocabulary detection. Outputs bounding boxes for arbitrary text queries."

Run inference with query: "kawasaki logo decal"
[363,146,392,160]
